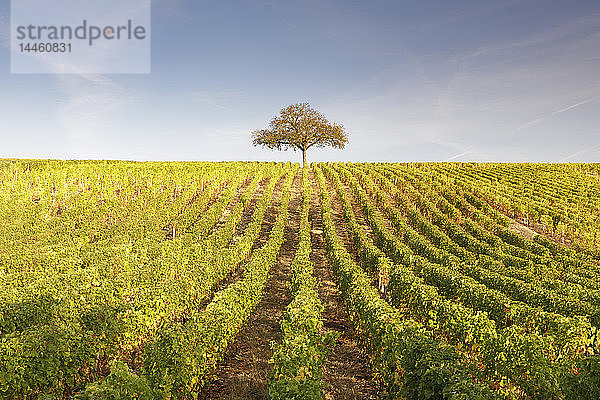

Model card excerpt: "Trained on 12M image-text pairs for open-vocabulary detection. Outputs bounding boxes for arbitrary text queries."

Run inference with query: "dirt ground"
[200,169,383,399]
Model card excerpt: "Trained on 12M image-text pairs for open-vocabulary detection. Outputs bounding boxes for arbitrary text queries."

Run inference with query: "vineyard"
[0,160,599,399]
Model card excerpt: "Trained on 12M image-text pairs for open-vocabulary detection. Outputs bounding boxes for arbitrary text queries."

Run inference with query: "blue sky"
[1,0,599,162]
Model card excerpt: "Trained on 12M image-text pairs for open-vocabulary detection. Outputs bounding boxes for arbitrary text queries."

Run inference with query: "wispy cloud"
[17,1,150,156]
[560,142,600,161]
[189,89,243,110]
[324,10,600,162]
[443,150,472,162]
[455,13,600,63]
[3,1,600,162]
[422,0,537,33]
[513,93,600,132]
[54,74,130,156]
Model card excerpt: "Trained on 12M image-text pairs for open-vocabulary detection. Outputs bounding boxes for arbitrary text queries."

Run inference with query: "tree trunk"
[302,149,306,167]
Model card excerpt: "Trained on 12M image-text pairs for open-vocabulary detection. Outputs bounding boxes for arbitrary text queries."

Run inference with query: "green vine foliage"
[269,167,338,399]
[2,161,600,399]
[74,361,154,400]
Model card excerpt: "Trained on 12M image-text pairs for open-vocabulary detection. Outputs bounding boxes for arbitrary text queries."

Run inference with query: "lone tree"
[252,103,348,166]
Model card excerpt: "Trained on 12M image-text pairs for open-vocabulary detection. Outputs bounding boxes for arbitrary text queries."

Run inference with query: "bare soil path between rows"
[201,168,384,399]
[201,169,301,399]
[309,169,384,400]
[197,175,272,311]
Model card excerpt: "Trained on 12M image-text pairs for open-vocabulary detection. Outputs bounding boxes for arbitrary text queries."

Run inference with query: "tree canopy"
[251,103,348,165]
